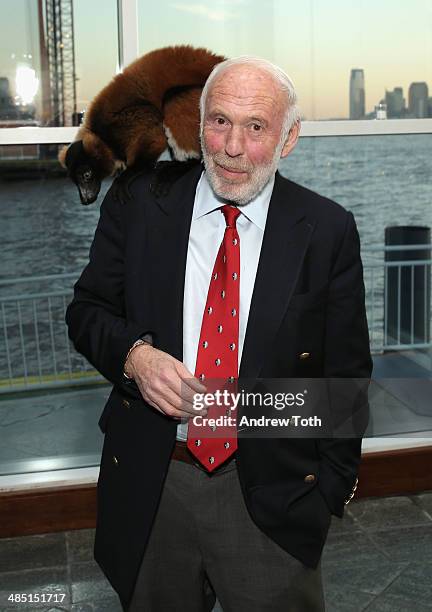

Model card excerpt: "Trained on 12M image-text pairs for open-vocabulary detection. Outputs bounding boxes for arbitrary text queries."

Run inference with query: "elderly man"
[66,56,372,611]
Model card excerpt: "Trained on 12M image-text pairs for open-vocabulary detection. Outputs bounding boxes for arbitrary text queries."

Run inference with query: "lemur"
[59,45,225,204]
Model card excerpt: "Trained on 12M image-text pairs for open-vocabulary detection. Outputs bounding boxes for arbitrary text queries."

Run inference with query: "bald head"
[200,59,300,206]
[200,56,300,141]
[210,64,287,125]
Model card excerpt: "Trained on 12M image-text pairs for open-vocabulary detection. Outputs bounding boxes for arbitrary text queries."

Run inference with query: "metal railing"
[0,273,104,394]
[0,247,431,393]
[363,244,432,353]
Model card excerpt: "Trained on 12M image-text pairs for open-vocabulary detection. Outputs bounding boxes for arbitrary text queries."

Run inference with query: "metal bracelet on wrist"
[124,339,150,379]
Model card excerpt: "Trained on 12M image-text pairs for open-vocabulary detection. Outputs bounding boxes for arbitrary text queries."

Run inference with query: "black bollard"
[384,226,431,348]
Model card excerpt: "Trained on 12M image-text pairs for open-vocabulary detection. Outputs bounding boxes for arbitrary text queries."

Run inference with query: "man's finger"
[175,362,207,394]
[159,384,200,416]
[145,379,207,417]
[156,395,204,420]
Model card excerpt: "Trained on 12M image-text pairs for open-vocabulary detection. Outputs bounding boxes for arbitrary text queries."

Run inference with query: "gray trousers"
[128,458,325,612]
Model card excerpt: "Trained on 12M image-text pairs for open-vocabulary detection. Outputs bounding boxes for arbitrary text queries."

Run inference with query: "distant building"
[428,97,432,118]
[350,69,365,119]
[408,82,429,118]
[0,77,15,118]
[375,102,387,120]
[385,87,405,118]
[0,77,11,98]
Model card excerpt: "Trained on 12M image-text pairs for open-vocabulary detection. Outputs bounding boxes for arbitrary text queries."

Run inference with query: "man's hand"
[125,344,208,419]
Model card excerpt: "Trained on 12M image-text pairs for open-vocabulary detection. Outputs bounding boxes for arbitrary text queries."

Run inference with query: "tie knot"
[221,205,241,228]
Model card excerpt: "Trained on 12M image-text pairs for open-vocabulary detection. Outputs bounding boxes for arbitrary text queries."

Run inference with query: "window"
[0,0,118,127]
[138,0,432,121]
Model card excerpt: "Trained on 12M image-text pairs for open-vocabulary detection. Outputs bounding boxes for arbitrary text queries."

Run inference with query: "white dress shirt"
[177,170,275,441]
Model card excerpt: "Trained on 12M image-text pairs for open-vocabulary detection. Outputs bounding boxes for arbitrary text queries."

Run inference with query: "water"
[283,134,432,248]
[0,134,431,380]
[1,134,431,281]
[1,176,111,281]
[284,134,432,351]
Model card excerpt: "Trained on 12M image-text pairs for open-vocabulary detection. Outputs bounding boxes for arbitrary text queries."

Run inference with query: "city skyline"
[1,0,432,121]
[349,73,432,120]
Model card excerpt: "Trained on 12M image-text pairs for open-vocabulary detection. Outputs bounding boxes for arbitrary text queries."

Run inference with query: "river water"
[1,134,431,281]
[0,134,431,377]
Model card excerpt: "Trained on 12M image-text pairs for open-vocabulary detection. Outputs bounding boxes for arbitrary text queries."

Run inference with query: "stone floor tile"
[70,560,117,605]
[364,593,432,611]
[1,608,68,612]
[0,567,70,608]
[329,511,358,534]
[322,530,389,567]
[323,560,408,596]
[369,524,432,564]
[0,533,67,573]
[374,562,432,607]
[323,585,375,611]
[66,529,95,564]
[411,492,432,519]
[92,595,123,612]
[347,496,431,530]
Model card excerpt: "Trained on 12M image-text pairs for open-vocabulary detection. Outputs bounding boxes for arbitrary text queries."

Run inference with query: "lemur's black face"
[65,140,102,205]
[74,164,101,204]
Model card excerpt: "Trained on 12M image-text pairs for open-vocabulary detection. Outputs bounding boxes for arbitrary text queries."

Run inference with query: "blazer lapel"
[239,172,315,380]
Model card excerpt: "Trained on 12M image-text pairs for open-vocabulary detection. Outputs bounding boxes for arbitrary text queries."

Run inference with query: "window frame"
[0,0,431,144]
[1,119,432,145]
[1,0,431,463]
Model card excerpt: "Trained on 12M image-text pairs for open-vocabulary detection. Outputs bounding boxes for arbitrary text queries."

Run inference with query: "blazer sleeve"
[317,210,373,517]
[65,182,152,391]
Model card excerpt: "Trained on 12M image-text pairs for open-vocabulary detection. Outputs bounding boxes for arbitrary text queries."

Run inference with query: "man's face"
[201,65,298,205]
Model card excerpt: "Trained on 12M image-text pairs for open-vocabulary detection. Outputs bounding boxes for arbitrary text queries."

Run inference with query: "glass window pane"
[1,136,431,459]
[0,0,118,127]
[138,0,432,120]
[0,145,113,474]
[281,133,432,437]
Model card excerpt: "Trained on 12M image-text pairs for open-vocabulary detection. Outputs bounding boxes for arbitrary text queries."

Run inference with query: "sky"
[1,0,431,120]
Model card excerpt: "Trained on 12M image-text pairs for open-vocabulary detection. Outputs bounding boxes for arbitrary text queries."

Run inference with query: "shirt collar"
[193,170,275,231]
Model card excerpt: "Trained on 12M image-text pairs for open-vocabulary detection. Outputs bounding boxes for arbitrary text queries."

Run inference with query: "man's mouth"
[216,163,248,179]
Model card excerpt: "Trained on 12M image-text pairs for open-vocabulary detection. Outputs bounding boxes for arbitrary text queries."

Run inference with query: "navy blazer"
[66,162,372,609]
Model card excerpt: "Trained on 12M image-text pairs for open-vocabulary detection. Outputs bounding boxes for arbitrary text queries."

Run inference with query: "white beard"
[201,138,284,206]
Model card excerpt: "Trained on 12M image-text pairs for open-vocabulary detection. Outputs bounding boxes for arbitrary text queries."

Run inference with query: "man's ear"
[280,120,301,158]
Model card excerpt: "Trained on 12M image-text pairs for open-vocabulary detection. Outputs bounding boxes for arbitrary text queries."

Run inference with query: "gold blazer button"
[122,398,130,408]
[299,352,310,360]
[113,455,119,466]
[304,474,316,483]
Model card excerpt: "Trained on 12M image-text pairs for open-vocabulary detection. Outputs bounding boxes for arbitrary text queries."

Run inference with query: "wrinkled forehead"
[206,65,286,114]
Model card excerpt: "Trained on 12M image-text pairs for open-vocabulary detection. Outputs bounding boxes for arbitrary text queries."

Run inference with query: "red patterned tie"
[187,205,241,472]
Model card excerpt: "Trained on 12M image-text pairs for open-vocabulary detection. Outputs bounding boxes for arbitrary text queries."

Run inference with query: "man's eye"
[251,124,262,131]
[216,118,226,125]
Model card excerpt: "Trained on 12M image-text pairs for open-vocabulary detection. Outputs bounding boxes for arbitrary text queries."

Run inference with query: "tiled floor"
[0,492,431,611]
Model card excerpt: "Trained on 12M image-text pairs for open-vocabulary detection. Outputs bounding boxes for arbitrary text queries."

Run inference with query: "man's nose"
[224,126,244,157]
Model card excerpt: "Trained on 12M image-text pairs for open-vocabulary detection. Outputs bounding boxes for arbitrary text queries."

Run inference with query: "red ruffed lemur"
[59,45,225,204]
